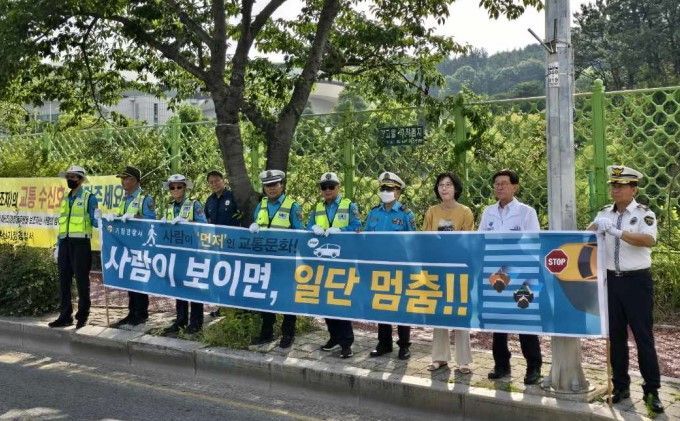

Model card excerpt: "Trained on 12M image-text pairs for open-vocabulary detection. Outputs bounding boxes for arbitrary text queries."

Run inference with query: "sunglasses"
[169,185,185,190]
[379,185,398,192]
[320,184,337,191]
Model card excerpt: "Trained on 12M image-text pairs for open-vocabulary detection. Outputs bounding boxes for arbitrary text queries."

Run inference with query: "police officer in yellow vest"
[49,165,99,330]
[307,172,361,358]
[248,169,304,348]
[161,174,208,335]
[106,166,157,328]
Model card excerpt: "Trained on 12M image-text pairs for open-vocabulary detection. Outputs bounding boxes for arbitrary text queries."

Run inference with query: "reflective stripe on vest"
[58,190,92,239]
[256,196,295,228]
[314,198,351,229]
[117,194,145,217]
[166,198,195,221]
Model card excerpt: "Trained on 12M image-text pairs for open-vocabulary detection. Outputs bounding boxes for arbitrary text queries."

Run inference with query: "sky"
[442,0,592,54]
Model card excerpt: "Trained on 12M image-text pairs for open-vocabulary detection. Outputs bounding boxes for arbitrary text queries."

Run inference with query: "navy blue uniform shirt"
[205,189,240,226]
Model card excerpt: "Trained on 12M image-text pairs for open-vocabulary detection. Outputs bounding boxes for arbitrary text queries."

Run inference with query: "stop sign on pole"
[545,249,568,274]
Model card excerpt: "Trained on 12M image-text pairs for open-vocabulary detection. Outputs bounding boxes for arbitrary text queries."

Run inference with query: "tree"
[573,0,680,90]
[0,0,541,219]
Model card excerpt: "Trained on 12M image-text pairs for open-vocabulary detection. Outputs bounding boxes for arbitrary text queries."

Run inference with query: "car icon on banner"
[314,243,341,258]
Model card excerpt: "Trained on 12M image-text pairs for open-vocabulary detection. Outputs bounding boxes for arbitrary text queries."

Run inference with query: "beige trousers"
[431,328,472,365]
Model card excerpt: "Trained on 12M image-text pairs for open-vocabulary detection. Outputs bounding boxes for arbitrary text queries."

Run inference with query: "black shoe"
[75,319,87,330]
[251,335,275,346]
[340,346,353,359]
[611,388,630,404]
[162,323,182,335]
[186,324,202,334]
[128,315,148,326]
[321,340,339,352]
[523,369,541,385]
[111,315,132,328]
[643,392,664,413]
[488,368,511,380]
[370,345,392,357]
[279,335,294,349]
[209,310,221,317]
[48,318,73,328]
[398,347,411,360]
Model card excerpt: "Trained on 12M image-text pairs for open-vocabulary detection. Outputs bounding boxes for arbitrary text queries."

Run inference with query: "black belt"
[607,268,650,277]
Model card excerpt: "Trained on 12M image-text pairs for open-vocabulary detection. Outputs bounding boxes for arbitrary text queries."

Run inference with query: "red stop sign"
[545,249,568,273]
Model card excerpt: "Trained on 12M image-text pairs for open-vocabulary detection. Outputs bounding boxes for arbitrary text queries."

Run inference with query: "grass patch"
[200,308,319,349]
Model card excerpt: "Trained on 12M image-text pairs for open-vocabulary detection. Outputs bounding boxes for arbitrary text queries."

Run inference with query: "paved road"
[0,347,462,421]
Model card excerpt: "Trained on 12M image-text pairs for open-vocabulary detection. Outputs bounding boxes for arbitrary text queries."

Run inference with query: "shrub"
[201,308,319,349]
[0,244,60,316]
[652,250,680,324]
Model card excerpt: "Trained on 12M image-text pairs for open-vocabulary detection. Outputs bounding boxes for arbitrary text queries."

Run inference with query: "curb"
[0,318,617,420]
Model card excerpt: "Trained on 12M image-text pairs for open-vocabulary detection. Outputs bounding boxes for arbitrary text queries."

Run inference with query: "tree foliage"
[573,0,680,90]
[0,0,542,220]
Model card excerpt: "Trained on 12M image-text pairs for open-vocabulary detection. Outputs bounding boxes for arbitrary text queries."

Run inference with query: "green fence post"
[168,117,181,174]
[591,79,607,215]
[343,127,355,200]
[453,96,468,181]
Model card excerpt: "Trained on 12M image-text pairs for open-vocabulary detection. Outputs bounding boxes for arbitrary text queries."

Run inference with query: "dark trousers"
[325,318,354,347]
[492,333,542,372]
[175,300,203,328]
[57,238,91,322]
[260,312,296,338]
[607,269,661,395]
[377,324,410,348]
[128,292,149,319]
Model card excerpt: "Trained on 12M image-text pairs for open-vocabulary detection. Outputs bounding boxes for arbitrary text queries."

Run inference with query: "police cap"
[163,174,194,190]
[319,172,340,185]
[116,166,142,182]
[259,169,285,185]
[607,165,643,185]
[58,165,88,182]
[378,171,405,189]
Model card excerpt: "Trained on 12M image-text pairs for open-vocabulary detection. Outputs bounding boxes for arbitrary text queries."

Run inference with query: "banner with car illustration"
[101,219,607,337]
[0,176,123,250]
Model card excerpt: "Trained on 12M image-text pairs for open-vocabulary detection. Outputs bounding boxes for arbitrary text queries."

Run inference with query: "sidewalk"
[3,305,678,420]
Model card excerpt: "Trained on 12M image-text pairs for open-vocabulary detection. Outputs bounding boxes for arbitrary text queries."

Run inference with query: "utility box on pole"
[543,0,590,393]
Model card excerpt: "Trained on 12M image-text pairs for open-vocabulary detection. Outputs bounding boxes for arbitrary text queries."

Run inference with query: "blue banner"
[100,220,607,337]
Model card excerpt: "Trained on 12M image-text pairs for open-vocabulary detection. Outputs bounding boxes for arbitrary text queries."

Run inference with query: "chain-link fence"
[1,83,678,250]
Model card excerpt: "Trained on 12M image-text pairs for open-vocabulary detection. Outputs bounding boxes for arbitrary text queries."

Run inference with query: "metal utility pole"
[543,0,590,393]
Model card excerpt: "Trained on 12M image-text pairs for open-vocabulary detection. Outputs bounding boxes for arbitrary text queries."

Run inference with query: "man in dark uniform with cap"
[589,165,664,414]
[107,166,156,327]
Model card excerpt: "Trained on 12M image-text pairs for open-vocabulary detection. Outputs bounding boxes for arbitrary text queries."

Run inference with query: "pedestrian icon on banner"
[143,225,157,247]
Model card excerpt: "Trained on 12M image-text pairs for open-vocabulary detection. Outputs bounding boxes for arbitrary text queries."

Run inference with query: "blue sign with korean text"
[101,220,607,337]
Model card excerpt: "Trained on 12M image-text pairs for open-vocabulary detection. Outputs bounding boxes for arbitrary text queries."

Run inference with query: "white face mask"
[378,191,396,203]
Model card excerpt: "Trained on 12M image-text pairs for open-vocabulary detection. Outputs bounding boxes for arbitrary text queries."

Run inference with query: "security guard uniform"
[307,172,361,356]
[365,172,416,358]
[205,189,240,226]
[591,165,663,412]
[53,165,99,328]
[117,184,156,323]
[251,169,304,347]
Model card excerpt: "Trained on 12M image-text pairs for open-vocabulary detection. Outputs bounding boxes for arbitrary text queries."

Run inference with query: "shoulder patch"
[644,215,655,226]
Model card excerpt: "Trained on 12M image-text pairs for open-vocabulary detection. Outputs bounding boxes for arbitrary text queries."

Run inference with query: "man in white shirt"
[589,165,663,414]
[478,169,542,385]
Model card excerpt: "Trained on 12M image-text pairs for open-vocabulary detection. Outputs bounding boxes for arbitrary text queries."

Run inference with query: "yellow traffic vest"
[166,198,195,221]
[58,190,93,239]
[256,195,295,228]
[117,192,146,217]
[314,198,352,229]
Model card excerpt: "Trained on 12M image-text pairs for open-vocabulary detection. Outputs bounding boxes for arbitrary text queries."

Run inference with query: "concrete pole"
[543,0,590,393]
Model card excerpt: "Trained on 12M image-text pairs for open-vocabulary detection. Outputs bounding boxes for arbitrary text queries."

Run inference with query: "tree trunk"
[212,89,259,225]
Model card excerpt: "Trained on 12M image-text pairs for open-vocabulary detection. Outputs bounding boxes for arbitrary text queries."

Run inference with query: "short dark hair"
[492,169,519,185]
[434,172,463,201]
[206,170,223,180]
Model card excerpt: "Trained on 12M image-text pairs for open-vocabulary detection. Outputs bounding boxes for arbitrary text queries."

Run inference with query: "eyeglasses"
[438,182,454,188]
[169,185,185,190]
[379,185,398,192]
[320,184,337,191]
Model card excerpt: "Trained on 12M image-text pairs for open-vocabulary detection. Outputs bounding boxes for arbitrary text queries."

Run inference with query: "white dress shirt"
[478,198,540,232]
[592,199,656,271]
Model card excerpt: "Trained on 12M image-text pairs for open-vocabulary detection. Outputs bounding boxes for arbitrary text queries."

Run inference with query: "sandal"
[427,361,448,371]
[457,365,472,374]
